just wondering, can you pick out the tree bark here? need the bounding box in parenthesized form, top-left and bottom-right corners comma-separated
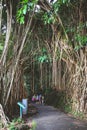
(0, 0, 2, 35)
(5, 11, 34, 106)
(0, 0, 12, 65)
(40, 62, 43, 89)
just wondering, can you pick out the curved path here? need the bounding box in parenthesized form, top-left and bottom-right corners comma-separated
(29, 104, 87, 130)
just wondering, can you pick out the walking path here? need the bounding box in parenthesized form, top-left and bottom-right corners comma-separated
(29, 104, 87, 130)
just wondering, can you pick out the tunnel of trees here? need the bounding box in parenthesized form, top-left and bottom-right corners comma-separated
(0, 0, 87, 119)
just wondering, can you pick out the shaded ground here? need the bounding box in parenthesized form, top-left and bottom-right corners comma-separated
(28, 104, 87, 130)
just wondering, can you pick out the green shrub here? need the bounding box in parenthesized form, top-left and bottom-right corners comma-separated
(72, 111, 84, 119)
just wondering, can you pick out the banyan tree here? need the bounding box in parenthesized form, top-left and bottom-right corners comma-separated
(0, 0, 87, 118)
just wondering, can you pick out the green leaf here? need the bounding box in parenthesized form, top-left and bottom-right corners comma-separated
(20, 16, 24, 24)
(0, 45, 3, 51)
(23, 5, 27, 14)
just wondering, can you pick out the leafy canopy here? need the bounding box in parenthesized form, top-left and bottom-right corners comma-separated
(17, 0, 38, 24)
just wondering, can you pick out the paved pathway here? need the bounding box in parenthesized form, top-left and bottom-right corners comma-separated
(29, 104, 87, 130)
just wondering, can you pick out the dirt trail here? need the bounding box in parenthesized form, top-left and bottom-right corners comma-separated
(29, 104, 87, 130)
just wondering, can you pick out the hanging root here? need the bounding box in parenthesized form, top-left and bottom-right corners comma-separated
(0, 104, 9, 128)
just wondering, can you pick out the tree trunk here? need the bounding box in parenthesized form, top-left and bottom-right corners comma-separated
(32, 58, 35, 93)
(5, 12, 34, 106)
(0, 0, 2, 35)
(0, 0, 12, 106)
(0, 0, 12, 65)
(52, 55, 58, 89)
(40, 62, 43, 89)
(58, 60, 61, 90)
